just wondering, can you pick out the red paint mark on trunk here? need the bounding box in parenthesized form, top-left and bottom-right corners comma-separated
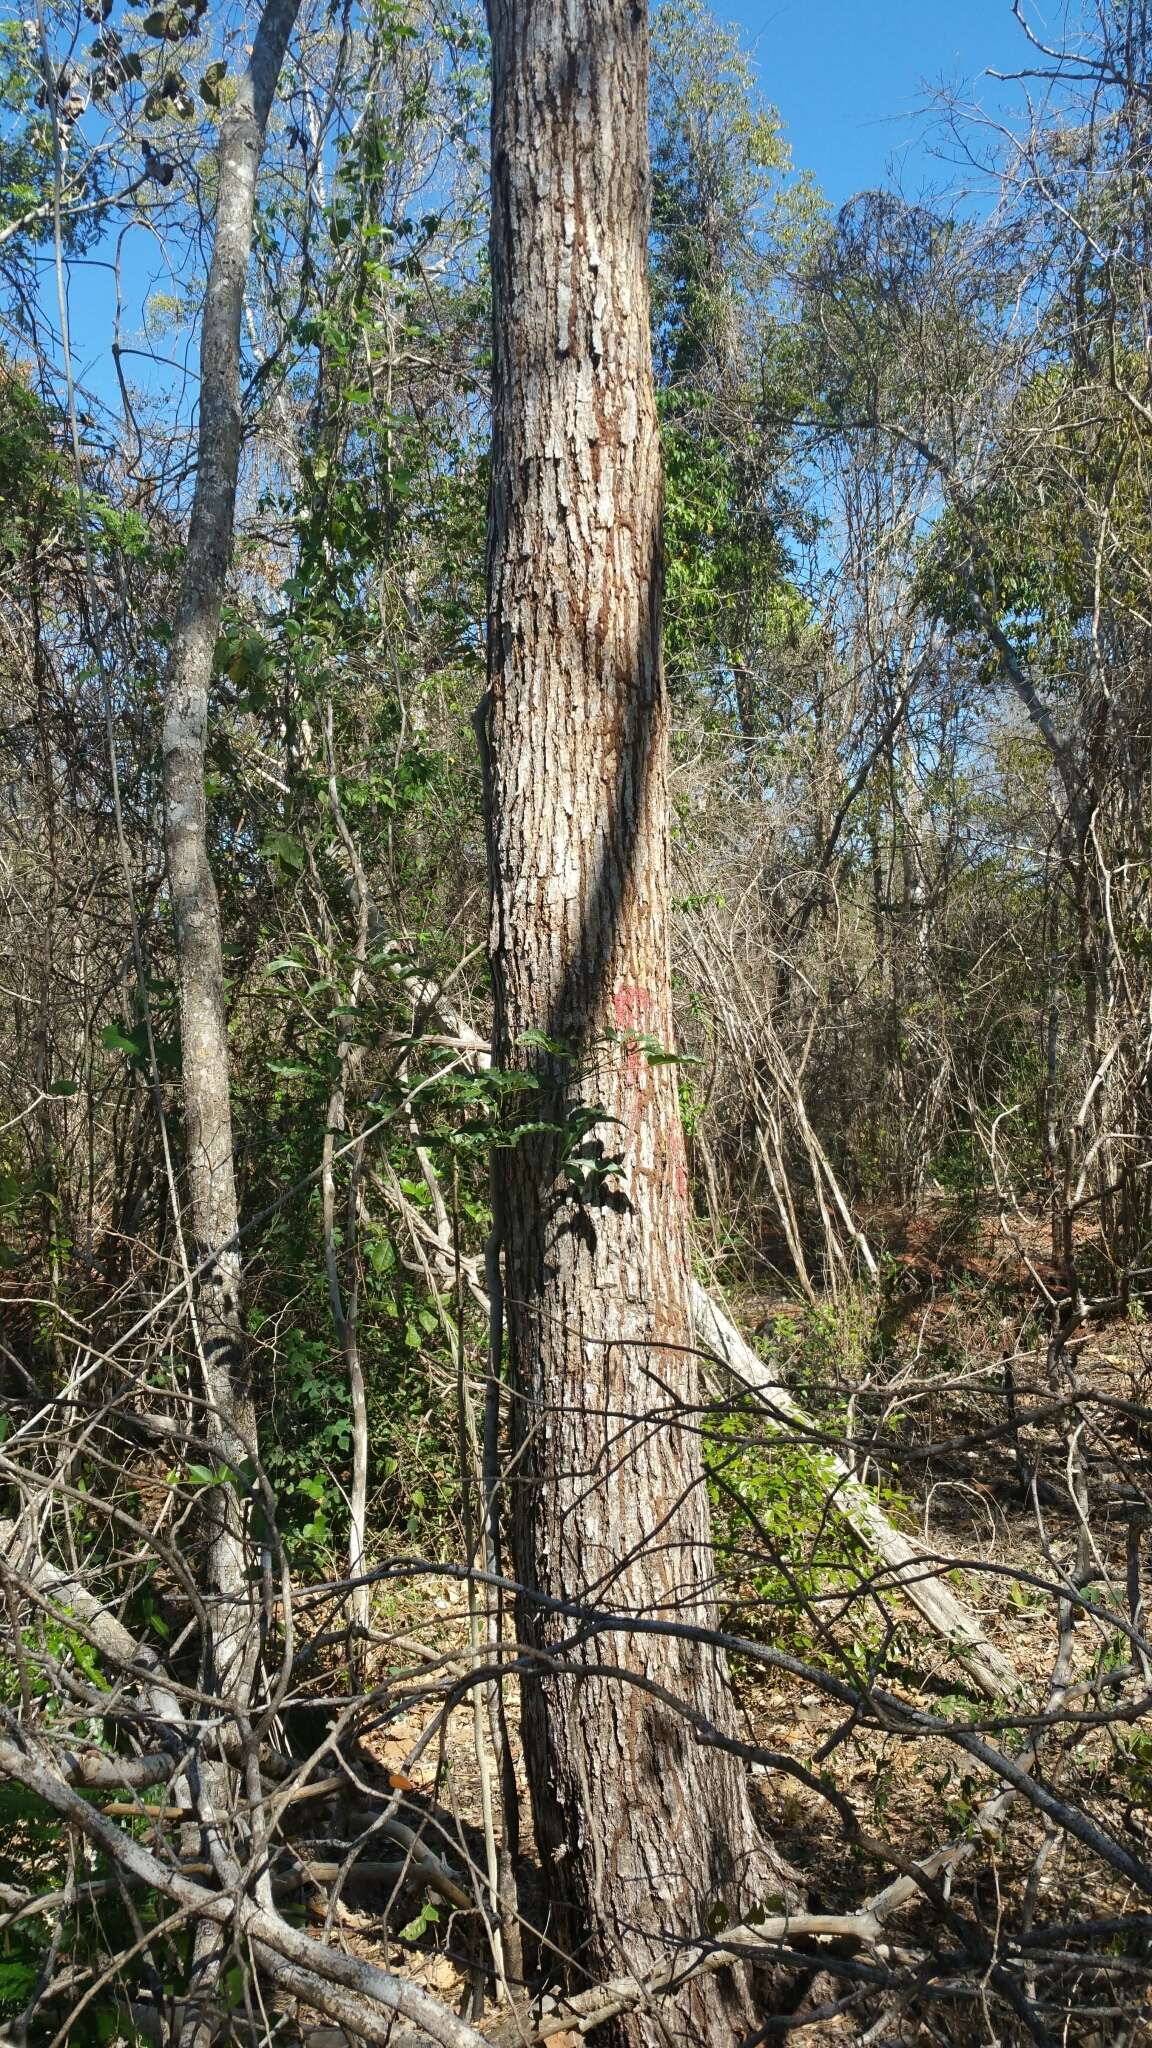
(614, 983, 653, 1121)
(613, 981, 652, 1031)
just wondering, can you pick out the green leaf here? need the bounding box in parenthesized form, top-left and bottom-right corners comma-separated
(494, 1119, 561, 1148)
(46, 1078, 79, 1096)
(143, 6, 189, 37)
(0, 1956, 39, 2001)
(399, 1898, 440, 1941)
(101, 1024, 144, 1057)
(260, 832, 306, 873)
(198, 58, 226, 105)
(518, 1027, 570, 1055)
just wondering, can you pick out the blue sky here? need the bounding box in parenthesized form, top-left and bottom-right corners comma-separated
(722, 0, 1032, 206)
(60, 0, 1038, 416)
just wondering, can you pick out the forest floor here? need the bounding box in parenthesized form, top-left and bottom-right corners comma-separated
(285, 1200, 1152, 2044)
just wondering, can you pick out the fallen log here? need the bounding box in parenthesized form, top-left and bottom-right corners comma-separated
(690, 1285, 1019, 1700)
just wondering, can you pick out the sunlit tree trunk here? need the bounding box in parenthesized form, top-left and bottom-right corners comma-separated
(162, 0, 300, 1697)
(481, 5, 791, 2037)
(161, 7, 300, 2036)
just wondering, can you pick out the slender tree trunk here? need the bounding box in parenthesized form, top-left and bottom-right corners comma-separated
(161, 13, 300, 2037)
(162, 0, 301, 1703)
(162, 16, 301, 2035)
(321, 704, 372, 1655)
(481, 7, 791, 2038)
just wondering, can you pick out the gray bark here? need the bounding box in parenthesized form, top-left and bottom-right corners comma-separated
(161, 0, 301, 1699)
(159, 8, 301, 2035)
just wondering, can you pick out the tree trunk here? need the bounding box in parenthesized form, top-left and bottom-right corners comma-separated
(161, 14, 299, 2035)
(161, 0, 301, 1702)
(481, 6, 792, 2037)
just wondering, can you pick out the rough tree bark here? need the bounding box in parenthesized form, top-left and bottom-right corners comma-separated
(161, 0, 300, 1698)
(481, 6, 793, 2038)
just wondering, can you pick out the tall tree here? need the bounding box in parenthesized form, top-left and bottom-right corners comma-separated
(162, 0, 301, 1699)
(159, 6, 302, 2037)
(481, 4, 791, 2036)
